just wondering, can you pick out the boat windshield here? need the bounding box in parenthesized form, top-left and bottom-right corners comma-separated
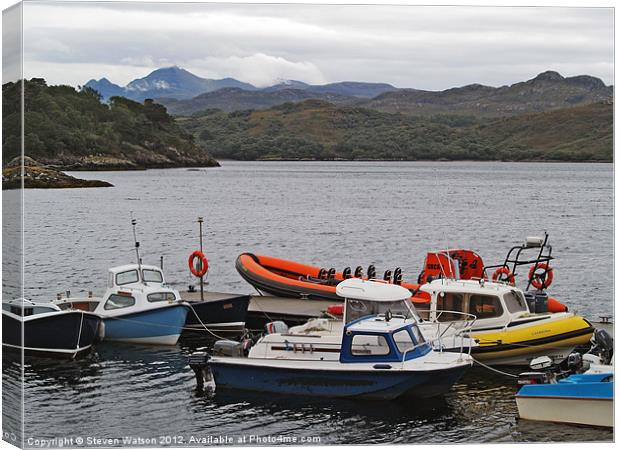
(143, 269, 163, 283)
(345, 298, 418, 323)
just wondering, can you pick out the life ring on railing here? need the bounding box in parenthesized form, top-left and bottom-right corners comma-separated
(529, 263, 553, 290)
(188, 250, 209, 277)
(491, 267, 515, 285)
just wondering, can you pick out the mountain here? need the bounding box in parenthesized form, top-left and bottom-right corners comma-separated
(359, 71, 613, 117)
(84, 66, 255, 101)
(2, 78, 219, 169)
(177, 99, 612, 162)
(161, 87, 354, 115)
(263, 80, 397, 98)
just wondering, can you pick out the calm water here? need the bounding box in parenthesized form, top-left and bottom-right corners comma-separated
(3, 161, 614, 445)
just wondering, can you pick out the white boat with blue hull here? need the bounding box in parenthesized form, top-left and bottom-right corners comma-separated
(55, 264, 189, 345)
(204, 281, 473, 400)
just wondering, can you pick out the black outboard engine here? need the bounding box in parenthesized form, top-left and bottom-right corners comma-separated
(354, 266, 364, 278)
(367, 265, 376, 279)
(343, 267, 352, 279)
(394, 267, 402, 285)
(383, 270, 392, 282)
(188, 349, 212, 391)
(592, 329, 614, 363)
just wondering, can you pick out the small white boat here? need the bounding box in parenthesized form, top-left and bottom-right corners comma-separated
(515, 330, 614, 428)
(55, 264, 188, 345)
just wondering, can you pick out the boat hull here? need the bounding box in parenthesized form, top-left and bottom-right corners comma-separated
(184, 295, 249, 333)
(516, 374, 613, 427)
(2, 311, 101, 359)
(102, 304, 189, 345)
(469, 315, 594, 366)
(209, 360, 469, 400)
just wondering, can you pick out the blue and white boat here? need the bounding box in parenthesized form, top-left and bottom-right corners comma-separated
(206, 281, 473, 400)
(55, 264, 189, 345)
(516, 372, 613, 428)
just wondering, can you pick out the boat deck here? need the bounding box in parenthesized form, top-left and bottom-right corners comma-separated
(181, 290, 336, 330)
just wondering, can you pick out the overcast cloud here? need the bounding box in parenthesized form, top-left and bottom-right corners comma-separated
(7, 1, 615, 89)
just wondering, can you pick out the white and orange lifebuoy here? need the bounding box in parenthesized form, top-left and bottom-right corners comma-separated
(188, 250, 209, 277)
(529, 263, 553, 290)
(491, 267, 515, 285)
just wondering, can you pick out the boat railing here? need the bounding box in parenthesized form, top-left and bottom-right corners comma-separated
(414, 309, 477, 355)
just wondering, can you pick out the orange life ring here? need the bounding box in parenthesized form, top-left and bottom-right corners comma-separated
(188, 250, 209, 277)
(529, 263, 553, 289)
(491, 267, 515, 285)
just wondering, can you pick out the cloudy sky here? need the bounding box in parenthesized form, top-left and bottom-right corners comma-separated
(6, 1, 615, 90)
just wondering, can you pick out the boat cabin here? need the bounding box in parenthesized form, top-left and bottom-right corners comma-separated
(339, 316, 431, 363)
(418, 279, 531, 325)
(54, 264, 182, 316)
(336, 278, 421, 324)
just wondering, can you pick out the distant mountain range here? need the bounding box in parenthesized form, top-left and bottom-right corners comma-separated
(84, 66, 397, 103)
(84, 67, 613, 119)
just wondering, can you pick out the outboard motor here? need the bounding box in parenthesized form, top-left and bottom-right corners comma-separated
(394, 267, 402, 285)
(342, 267, 352, 279)
(212, 340, 244, 357)
(383, 270, 392, 282)
(367, 265, 376, 279)
(566, 352, 583, 372)
(354, 266, 364, 278)
(188, 349, 212, 391)
(591, 328, 614, 364)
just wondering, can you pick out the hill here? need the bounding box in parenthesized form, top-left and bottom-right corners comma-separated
(178, 99, 612, 162)
(84, 66, 255, 101)
(161, 87, 353, 115)
(2, 78, 219, 169)
(359, 71, 613, 117)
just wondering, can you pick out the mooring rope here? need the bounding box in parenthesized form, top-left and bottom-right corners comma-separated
(471, 356, 519, 378)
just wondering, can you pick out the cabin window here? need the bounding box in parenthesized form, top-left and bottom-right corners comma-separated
(350, 334, 391, 356)
(143, 269, 163, 283)
(436, 292, 464, 321)
(104, 294, 136, 310)
(147, 292, 176, 303)
(116, 270, 139, 286)
(468, 294, 503, 319)
(345, 299, 417, 323)
(393, 329, 415, 354)
(504, 291, 528, 313)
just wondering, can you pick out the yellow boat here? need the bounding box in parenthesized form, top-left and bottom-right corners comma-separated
(418, 279, 594, 366)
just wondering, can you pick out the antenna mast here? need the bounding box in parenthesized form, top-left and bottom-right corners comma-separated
(131, 215, 145, 284)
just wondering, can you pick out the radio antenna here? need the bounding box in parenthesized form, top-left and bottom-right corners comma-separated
(131, 213, 145, 284)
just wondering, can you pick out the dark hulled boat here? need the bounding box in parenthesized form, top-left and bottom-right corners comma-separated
(2, 299, 101, 359)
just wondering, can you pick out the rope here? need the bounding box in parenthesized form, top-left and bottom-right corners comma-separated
(471, 356, 519, 378)
(184, 302, 230, 341)
(105, 303, 237, 340)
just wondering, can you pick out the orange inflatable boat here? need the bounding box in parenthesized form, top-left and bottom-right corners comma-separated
(236, 244, 568, 313)
(235, 253, 421, 301)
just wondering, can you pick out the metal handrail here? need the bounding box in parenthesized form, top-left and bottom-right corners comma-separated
(414, 309, 477, 356)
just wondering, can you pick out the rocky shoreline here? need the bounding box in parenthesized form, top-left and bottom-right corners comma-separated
(2, 157, 114, 190)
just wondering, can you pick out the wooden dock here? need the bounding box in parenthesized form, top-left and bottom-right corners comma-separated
(181, 289, 336, 330)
